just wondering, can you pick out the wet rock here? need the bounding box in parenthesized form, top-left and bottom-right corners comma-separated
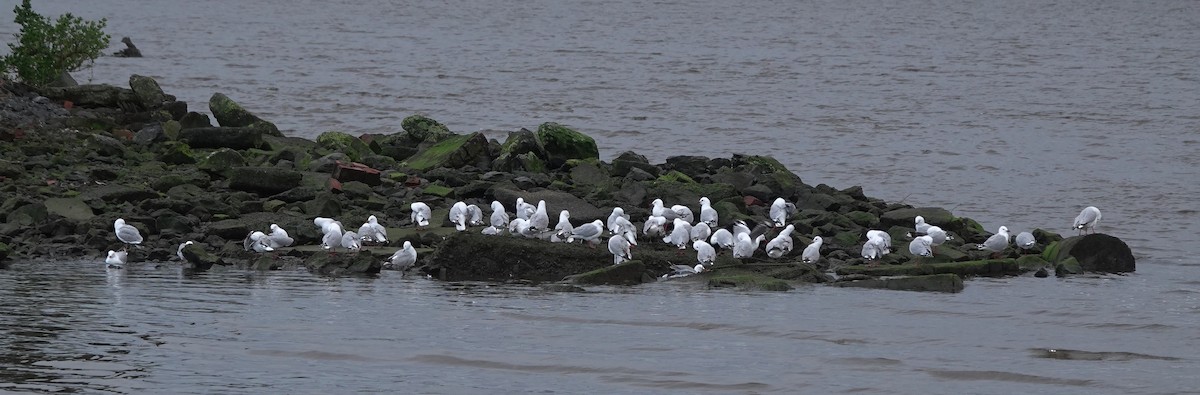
(491, 188, 607, 223)
(179, 112, 212, 129)
(181, 242, 224, 272)
(541, 284, 587, 293)
(401, 114, 452, 142)
(316, 131, 374, 162)
(43, 197, 94, 222)
(332, 162, 382, 186)
(304, 250, 382, 276)
(179, 127, 263, 150)
(565, 261, 650, 285)
(833, 273, 964, 293)
(197, 148, 247, 176)
(420, 184, 454, 198)
(1042, 234, 1135, 273)
(1034, 267, 1049, 278)
(207, 219, 249, 239)
(134, 123, 165, 144)
(1016, 254, 1051, 271)
(610, 151, 658, 177)
(835, 259, 1020, 278)
(228, 167, 302, 195)
(42, 84, 137, 108)
(208, 93, 281, 136)
(82, 184, 158, 204)
(157, 141, 196, 165)
(150, 170, 210, 192)
(492, 128, 548, 172)
(665, 156, 710, 179)
(423, 232, 613, 281)
(270, 186, 321, 203)
(710, 171, 755, 192)
(403, 132, 490, 171)
(128, 75, 170, 109)
(706, 269, 793, 291)
(536, 122, 598, 168)
(879, 207, 955, 229)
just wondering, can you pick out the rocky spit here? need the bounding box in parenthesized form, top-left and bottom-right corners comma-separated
(0, 75, 1135, 292)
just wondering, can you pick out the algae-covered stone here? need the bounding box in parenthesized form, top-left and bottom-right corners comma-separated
(208, 93, 281, 136)
(611, 151, 659, 177)
(129, 74, 169, 108)
(1043, 234, 1135, 273)
(157, 141, 196, 165)
(179, 127, 263, 149)
(423, 232, 613, 281)
(228, 167, 302, 194)
(664, 156, 709, 179)
(536, 122, 598, 168)
(844, 211, 879, 228)
(403, 132, 490, 171)
(304, 251, 382, 276)
(421, 184, 454, 198)
(401, 114, 452, 142)
(835, 259, 1020, 278)
(565, 261, 650, 285)
(707, 270, 793, 291)
(657, 170, 695, 184)
(316, 131, 374, 162)
(492, 128, 548, 172)
(833, 273, 964, 293)
(44, 197, 94, 222)
(198, 148, 247, 177)
(1016, 254, 1051, 271)
(0, 242, 9, 262)
(181, 242, 224, 272)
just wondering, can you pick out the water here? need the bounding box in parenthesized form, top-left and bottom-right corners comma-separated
(2, 0, 1199, 393)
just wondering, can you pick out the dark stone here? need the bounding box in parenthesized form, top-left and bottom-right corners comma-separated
(208, 93, 281, 136)
(305, 193, 343, 217)
(228, 167, 302, 194)
(207, 219, 249, 239)
(611, 151, 658, 177)
(270, 186, 321, 203)
(332, 162, 382, 186)
(625, 167, 656, 182)
(163, 101, 188, 121)
(879, 207, 955, 229)
(304, 251, 382, 276)
(82, 184, 158, 204)
(569, 161, 609, 186)
(179, 127, 263, 149)
(157, 141, 196, 165)
(128, 75, 169, 109)
(404, 132, 491, 171)
(536, 122, 598, 168)
(134, 123, 165, 144)
(316, 131, 375, 162)
(401, 114, 452, 142)
(710, 171, 756, 192)
(1045, 234, 1135, 273)
(179, 112, 212, 129)
(42, 84, 137, 108)
(182, 242, 224, 271)
(664, 155, 710, 179)
(492, 128, 548, 172)
(832, 273, 964, 293)
(86, 134, 126, 157)
(197, 148, 247, 176)
(565, 261, 650, 285)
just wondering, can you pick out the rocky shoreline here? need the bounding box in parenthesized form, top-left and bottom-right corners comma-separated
(0, 75, 1135, 292)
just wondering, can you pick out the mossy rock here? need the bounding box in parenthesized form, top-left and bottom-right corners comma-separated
(403, 132, 490, 171)
(566, 261, 650, 285)
(0, 242, 10, 262)
(129, 74, 169, 108)
(880, 207, 956, 229)
(181, 243, 224, 272)
(421, 183, 454, 198)
(316, 131, 374, 162)
(835, 259, 1020, 278)
(197, 148, 247, 177)
(208, 93, 281, 136)
(536, 122, 598, 168)
(1016, 254, 1051, 271)
(157, 141, 196, 165)
(657, 170, 695, 184)
(707, 269, 793, 291)
(303, 250, 382, 276)
(833, 273, 964, 293)
(736, 154, 792, 174)
(515, 152, 546, 173)
(401, 114, 453, 142)
(228, 167, 303, 195)
(179, 127, 263, 150)
(44, 197, 94, 222)
(492, 128, 547, 171)
(162, 120, 182, 140)
(1042, 234, 1135, 273)
(844, 211, 879, 228)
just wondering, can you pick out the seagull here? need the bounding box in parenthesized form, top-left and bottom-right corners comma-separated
(314, 217, 342, 233)
(113, 218, 143, 250)
(709, 228, 735, 250)
(384, 241, 417, 274)
(1015, 231, 1036, 251)
(105, 250, 127, 269)
(733, 232, 764, 259)
(732, 220, 751, 239)
(765, 224, 795, 258)
(663, 218, 692, 250)
(358, 215, 388, 244)
(570, 220, 605, 246)
(650, 198, 678, 220)
(699, 197, 718, 228)
(515, 197, 536, 221)
(341, 231, 362, 251)
(465, 204, 485, 226)
(671, 204, 695, 224)
(977, 226, 1011, 257)
(914, 215, 932, 234)
(694, 239, 716, 266)
(1073, 206, 1102, 235)
(642, 216, 668, 239)
(926, 226, 952, 246)
(266, 224, 294, 248)
(176, 240, 194, 261)
(552, 210, 574, 243)
(608, 235, 632, 265)
(662, 263, 705, 279)
(690, 222, 711, 243)
(243, 231, 274, 252)
(909, 235, 934, 261)
(481, 226, 502, 235)
(769, 198, 795, 227)
(410, 202, 431, 228)
(607, 207, 630, 233)
(490, 201, 510, 229)
(449, 201, 469, 231)
(801, 236, 823, 264)
(862, 240, 884, 262)
(528, 200, 550, 232)
(508, 218, 534, 238)
(321, 228, 343, 251)
(613, 216, 638, 246)
(866, 230, 891, 254)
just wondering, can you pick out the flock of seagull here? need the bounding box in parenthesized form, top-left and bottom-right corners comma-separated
(103, 194, 1104, 278)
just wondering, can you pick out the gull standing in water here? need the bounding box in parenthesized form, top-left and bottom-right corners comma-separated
(385, 241, 418, 274)
(105, 250, 127, 269)
(410, 202, 432, 229)
(801, 236, 823, 264)
(113, 218, 143, 250)
(608, 235, 632, 265)
(1073, 206, 1102, 235)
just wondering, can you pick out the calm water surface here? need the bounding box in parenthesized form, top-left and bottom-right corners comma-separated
(1, 0, 1198, 393)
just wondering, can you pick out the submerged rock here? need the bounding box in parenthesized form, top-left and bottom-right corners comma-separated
(564, 261, 650, 285)
(833, 273, 964, 293)
(304, 250, 382, 276)
(1042, 234, 1135, 273)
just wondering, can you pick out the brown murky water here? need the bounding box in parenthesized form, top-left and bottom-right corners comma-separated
(2, 0, 1198, 393)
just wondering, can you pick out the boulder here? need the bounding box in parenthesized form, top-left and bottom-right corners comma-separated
(536, 122, 598, 168)
(134, 123, 166, 144)
(833, 273, 964, 293)
(492, 128, 548, 172)
(208, 93, 281, 136)
(401, 114, 453, 142)
(664, 156, 710, 179)
(181, 242, 224, 272)
(835, 259, 1020, 278)
(1042, 234, 1135, 273)
(179, 127, 263, 149)
(206, 219, 250, 239)
(197, 148, 246, 176)
(128, 75, 170, 109)
(564, 261, 651, 285)
(41, 84, 137, 108)
(157, 141, 196, 165)
(0, 242, 9, 262)
(403, 132, 490, 171)
(304, 251, 382, 276)
(568, 161, 609, 186)
(7, 203, 47, 226)
(44, 197, 94, 222)
(610, 151, 659, 177)
(82, 184, 158, 204)
(706, 269, 793, 291)
(316, 131, 374, 162)
(423, 232, 614, 281)
(228, 167, 303, 194)
(179, 112, 212, 129)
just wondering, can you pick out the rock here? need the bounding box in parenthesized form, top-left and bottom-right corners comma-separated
(879, 207, 955, 229)
(1034, 268, 1049, 278)
(197, 148, 247, 176)
(305, 193, 343, 217)
(270, 186, 321, 203)
(706, 269, 793, 291)
(611, 151, 659, 178)
(128, 75, 169, 109)
(179, 127, 263, 149)
(0, 242, 9, 262)
(332, 162, 381, 186)
(1042, 234, 1135, 273)
(710, 171, 755, 192)
(541, 284, 587, 293)
(42, 84, 137, 108)
(304, 251, 382, 276)
(401, 114, 453, 142)
(228, 167, 303, 194)
(403, 132, 490, 171)
(150, 170, 211, 191)
(163, 101, 188, 121)
(82, 184, 158, 204)
(665, 156, 710, 179)
(423, 232, 615, 281)
(1016, 254, 1052, 271)
(565, 261, 651, 285)
(835, 259, 1020, 278)
(833, 273, 964, 293)
(536, 122, 598, 168)
(43, 197, 94, 222)
(208, 93, 281, 136)
(134, 123, 165, 144)
(844, 211, 879, 228)
(157, 141, 196, 165)
(7, 203, 48, 226)
(568, 161, 609, 186)
(179, 112, 212, 129)
(316, 131, 374, 162)
(340, 181, 373, 199)
(86, 133, 126, 157)
(491, 188, 607, 223)
(206, 219, 249, 239)
(181, 242, 224, 272)
(492, 128, 548, 172)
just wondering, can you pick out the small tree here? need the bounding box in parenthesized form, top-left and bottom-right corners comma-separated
(0, 0, 110, 86)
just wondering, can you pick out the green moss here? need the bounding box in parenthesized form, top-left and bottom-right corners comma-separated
(707, 269, 793, 291)
(536, 122, 599, 164)
(1016, 254, 1051, 271)
(422, 183, 454, 198)
(1041, 241, 1060, 262)
(657, 170, 695, 183)
(401, 114, 452, 142)
(569, 261, 647, 285)
(317, 130, 374, 162)
(832, 231, 860, 248)
(0, 242, 11, 261)
(402, 133, 490, 171)
(844, 211, 879, 227)
(516, 152, 545, 173)
(742, 155, 791, 174)
(835, 259, 1020, 278)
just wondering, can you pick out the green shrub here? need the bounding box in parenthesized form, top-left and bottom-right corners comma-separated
(0, 0, 110, 86)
